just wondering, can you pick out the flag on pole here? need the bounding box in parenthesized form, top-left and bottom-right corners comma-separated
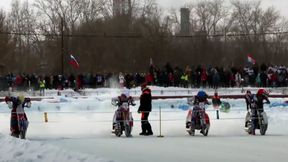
(150, 57, 153, 66)
(247, 54, 256, 65)
(69, 54, 79, 69)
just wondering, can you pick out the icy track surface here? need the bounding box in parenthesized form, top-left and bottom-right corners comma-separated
(0, 87, 288, 162)
(0, 134, 110, 162)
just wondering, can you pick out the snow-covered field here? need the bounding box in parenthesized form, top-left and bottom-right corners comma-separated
(1, 87, 288, 162)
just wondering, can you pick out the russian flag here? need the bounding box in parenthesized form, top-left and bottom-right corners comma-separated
(69, 54, 79, 69)
(247, 54, 256, 65)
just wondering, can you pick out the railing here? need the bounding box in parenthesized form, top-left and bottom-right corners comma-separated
(0, 106, 248, 136)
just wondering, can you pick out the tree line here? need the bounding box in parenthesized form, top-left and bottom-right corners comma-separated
(0, 0, 287, 75)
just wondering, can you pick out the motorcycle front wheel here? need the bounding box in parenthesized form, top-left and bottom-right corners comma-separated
(124, 123, 132, 137)
(201, 124, 210, 136)
(260, 124, 268, 135)
(189, 124, 195, 136)
(114, 123, 122, 137)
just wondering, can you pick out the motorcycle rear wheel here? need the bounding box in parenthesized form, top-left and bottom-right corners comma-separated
(202, 124, 210, 136)
(114, 123, 122, 137)
(189, 125, 195, 136)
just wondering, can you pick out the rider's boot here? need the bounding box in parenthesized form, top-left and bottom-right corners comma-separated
(145, 131, 153, 136)
(140, 122, 147, 135)
(250, 129, 256, 135)
(11, 132, 19, 138)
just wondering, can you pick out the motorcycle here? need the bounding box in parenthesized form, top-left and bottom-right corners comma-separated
(186, 102, 210, 136)
(111, 98, 134, 137)
(245, 108, 268, 135)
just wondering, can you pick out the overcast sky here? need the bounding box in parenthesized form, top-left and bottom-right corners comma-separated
(0, 0, 288, 18)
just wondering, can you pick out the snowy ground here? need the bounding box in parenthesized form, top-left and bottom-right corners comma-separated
(0, 87, 288, 162)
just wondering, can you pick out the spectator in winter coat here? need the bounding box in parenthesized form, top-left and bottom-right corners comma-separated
(260, 72, 268, 87)
(39, 78, 46, 96)
(168, 72, 174, 87)
(181, 73, 189, 88)
(201, 67, 208, 87)
(138, 83, 153, 136)
(119, 72, 125, 88)
(235, 72, 242, 87)
(145, 72, 154, 85)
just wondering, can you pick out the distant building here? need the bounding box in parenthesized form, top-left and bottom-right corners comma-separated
(113, 0, 130, 16)
(180, 8, 190, 35)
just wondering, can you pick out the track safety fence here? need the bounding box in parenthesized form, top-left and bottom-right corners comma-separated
(0, 104, 251, 137)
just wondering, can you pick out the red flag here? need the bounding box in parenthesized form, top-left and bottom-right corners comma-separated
(247, 54, 256, 65)
(69, 54, 79, 68)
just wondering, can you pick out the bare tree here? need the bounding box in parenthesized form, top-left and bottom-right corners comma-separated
(230, 0, 281, 63)
(7, 0, 40, 72)
(189, 0, 228, 35)
(0, 0, 288, 74)
(0, 10, 12, 73)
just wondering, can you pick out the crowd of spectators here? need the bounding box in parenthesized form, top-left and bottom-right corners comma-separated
(0, 63, 287, 91)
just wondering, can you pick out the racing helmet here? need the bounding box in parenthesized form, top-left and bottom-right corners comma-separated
(141, 82, 147, 90)
(246, 90, 252, 96)
(18, 94, 25, 103)
(197, 90, 207, 98)
(257, 88, 269, 97)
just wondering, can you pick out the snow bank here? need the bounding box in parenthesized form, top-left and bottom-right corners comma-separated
(0, 134, 112, 162)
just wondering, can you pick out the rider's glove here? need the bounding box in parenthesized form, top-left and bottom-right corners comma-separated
(4, 96, 9, 103)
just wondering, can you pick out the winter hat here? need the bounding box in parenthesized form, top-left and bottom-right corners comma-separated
(141, 82, 147, 90)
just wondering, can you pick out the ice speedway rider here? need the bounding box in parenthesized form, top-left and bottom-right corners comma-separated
(193, 90, 209, 123)
(4, 94, 31, 139)
(186, 90, 210, 136)
(111, 89, 136, 137)
(245, 88, 270, 135)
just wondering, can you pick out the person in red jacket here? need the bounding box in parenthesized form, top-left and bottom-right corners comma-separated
(212, 92, 222, 119)
(138, 83, 153, 136)
(145, 73, 154, 85)
(212, 92, 221, 108)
